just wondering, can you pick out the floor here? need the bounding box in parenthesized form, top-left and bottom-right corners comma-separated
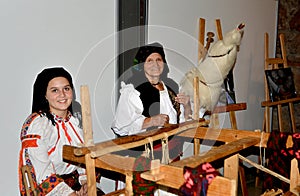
(238, 166, 264, 196)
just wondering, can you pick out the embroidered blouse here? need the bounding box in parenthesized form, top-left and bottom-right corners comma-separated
(19, 112, 85, 195)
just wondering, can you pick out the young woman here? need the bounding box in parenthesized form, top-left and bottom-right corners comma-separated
(18, 67, 103, 196)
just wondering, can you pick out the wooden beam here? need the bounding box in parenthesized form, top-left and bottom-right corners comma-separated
(80, 85, 96, 196)
(72, 120, 207, 158)
(193, 77, 200, 155)
(80, 85, 95, 147)
(224, 154, 239, 195)
(148, 138, 259, 191)
(170, 137, 260, 168)
(215, 19, 223, 40)
(177, 126, 269, 148)
(261, 96, 300, 107)
(213, 102, 247, 113)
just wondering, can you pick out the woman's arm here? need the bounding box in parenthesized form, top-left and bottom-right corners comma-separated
(176, 93, 192, 121)
(111, 82, 146, 136)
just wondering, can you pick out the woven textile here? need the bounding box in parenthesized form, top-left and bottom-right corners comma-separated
(263, 131, 300, 192)
(180, 162, 219, 196)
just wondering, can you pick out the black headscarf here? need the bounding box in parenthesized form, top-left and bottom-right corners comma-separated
(32, 67, 75, 125)
(132, 42, 169, 79)
(127, 42, 180, 123)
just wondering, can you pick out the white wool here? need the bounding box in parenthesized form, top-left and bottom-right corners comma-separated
(180, 24, 244, 114)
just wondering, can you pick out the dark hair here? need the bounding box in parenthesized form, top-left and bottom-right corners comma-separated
(32, 67, 75, 125)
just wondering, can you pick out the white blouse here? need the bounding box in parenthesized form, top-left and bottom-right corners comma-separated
(20, 113, 85, 195)
(112, 81, 184, 136)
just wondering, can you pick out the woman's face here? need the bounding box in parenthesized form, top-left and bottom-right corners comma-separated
(45, 77, 73, 118)
(144, 52, 164, 80)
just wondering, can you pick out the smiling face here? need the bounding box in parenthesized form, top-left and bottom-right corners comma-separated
(144, 52, 164, 82)
(45, 77, 73, 118)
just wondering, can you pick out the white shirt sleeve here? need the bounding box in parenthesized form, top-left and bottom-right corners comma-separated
(111, 82, 146, 136)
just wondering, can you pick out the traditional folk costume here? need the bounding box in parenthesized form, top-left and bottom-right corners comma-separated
(111, 43, 186, 195)
(18, 112, 87, 195)
(111, 42, 185, 161)
(18, 67, 103, 195)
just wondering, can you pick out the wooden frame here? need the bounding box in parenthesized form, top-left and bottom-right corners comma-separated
(262, 33, 300, 133)
(62, 85, 300, 195)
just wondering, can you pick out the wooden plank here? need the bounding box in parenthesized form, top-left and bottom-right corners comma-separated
(80, 85, 95, 147)
(279, 34, 288, 68)
(278, 104, 283, 131)
(199, 18, 205, 46)
(208, 176, 236, 196)
(229, 111, 238, 129)
(170, 137, 260, 168)
(215, 19, 223, 40)
(193, 77, 200, 120)
(177, 126, 269, 148)
(289, 102, 296, 132)
(261, 96, 300, 107)
(64, 137, 260, 187)
(213, 102, 247, 113)
(85, 154, 96, 196)
(198, 18, 206, 62)
(193, 77, 200, 155)
(63, 148, 136, 174)
(80, 85, 96, 196)
(265, 58, 285, 65)
(224, 154, 239, 196)
(290, 158, 299, 191)
(73, 120, 208, 158)
(150, 138, 257, 193)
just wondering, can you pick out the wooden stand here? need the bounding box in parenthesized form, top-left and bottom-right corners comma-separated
(262, 33, 300, 133)
(195, 18, 250, 195)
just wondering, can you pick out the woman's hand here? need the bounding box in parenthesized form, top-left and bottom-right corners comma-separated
(69, 181, 88, 196)
(175, 93, 190, 106)
(142, 114, 169, 129)
(176, 93, 192, 121)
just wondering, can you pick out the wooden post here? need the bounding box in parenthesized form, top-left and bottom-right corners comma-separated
(215, 19, 223, 40)
(193, 77, 200, 155)
(289, 102, 296, 132)
(125, 172, 133, 195)
(290, 158, 299, 192)
(198, 18, 206, 61)
(80, 85, 97, 196)
(229, 111, 237, 130)
(224, 154, 239, 196)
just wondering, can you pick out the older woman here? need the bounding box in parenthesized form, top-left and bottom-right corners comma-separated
(112, 42, 192, 161)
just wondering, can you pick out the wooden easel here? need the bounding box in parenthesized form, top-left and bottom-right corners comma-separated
(196, 18, 248, 196)
(197, 18, 247, 130)
(261, 32, 300, 133)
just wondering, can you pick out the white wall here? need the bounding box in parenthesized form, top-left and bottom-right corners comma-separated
(0, 0, 116, 194)
(0, 0, 277, 195)
(148, 0, 278, 130)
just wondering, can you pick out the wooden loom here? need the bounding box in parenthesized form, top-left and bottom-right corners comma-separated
(62, 85, 293, 196)
(61, 21, 300, 195)
(60, 20, 300, 196)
